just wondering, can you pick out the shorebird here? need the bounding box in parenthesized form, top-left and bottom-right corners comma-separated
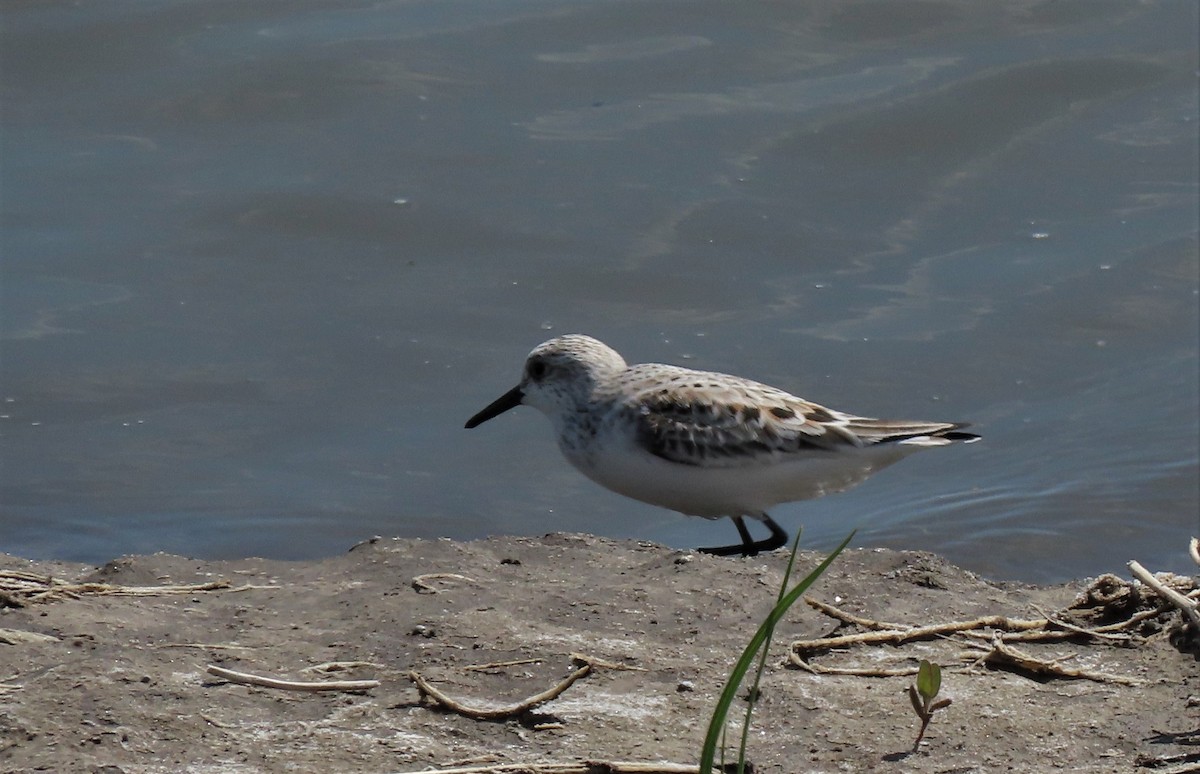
(465, 334, 979, 556)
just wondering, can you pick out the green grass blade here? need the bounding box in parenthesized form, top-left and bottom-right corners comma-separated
(734, 530, 805, 772)
(699, 530, 856, 773)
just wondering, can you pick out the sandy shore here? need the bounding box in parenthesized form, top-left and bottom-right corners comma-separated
(1, 534, 1195, 773)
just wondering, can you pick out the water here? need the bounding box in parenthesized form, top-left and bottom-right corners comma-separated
(2, 0, 1197, 583)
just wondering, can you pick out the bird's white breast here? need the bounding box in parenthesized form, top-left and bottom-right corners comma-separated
(559, 416, 913, 518)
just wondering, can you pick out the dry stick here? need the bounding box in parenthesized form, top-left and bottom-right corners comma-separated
(1136, 749, 1200, 769)
(804, 596, 907, 630)
(439, 755, 504, 770)
(206, 664, 380, 692)
(392, 762, 701, 774)
(1128, 560, 1200, 630)
(569, 652, 648, 672)
(1088, 605, 1171, 633)
(805, 597, 1115, 644)
(804, 598, 1050, 637)
(802, 597, 1151, 647)
(463, 658, 545, 672)
(792, 597, 1156, 676)
(0, 572, 236, 603)
(957, 626, 1118, 645)
(790, 613, 1049, 657)
(199, 713, 232, 729)
(156, 643, 255, 651)
(0, 570, 55, 582)
(46, 580, 231, 596)
(409, 662, 593, 720)
(791, 608, 1025, 672)
(411, 573, 478, 593)
(1009, 602, 1174, 643)
(462, 653, 646, 675)
(0, 628, 60, 645)
(963, 633, 1142, 686)
(1028, 604, 1133, 643)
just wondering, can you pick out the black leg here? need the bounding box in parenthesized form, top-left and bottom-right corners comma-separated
(698, 513, 789, 557)
(734, 517, 754, 550)
(759, 513, 788, 552)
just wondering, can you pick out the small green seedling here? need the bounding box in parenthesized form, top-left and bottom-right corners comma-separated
(908, 659, 952, 751)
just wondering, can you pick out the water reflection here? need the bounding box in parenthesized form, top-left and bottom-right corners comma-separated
(1, 0, 1196, 582)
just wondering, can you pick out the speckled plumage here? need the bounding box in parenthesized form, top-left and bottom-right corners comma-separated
(466, 334, 979, 556)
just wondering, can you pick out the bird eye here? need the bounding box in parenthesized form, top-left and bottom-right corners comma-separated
(527, 358, 548, 381)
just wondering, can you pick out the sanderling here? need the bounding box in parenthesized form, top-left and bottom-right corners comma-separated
(466, 334, 979, 557)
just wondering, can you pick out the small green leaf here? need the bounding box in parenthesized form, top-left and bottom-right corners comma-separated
(916, 660, 941, 700)
(907, 683, 924, 717)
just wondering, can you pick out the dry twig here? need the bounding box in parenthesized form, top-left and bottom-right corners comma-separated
(569, 652, 647, 672)
(0, 628, 59, 645)
(463, 658, 545, 672)
(1128, 561, 1200, 631)
(412, 573, 479, 593)
(1028, 604, 1134, 643)
(155, 643, 254, 651)
(963, 633, 1142, 685)
(198, 713, 232, 729)
(791, 604, 1049, 662)
(206, 664, 380, 692)
(792, 594, 1149, 681)
(0, 570, 234, 604)
(393, 762, 701, 774)
(410, 660, 594, 720)
(1135, 748, 1200, 772)
(804, 597, 906, 630)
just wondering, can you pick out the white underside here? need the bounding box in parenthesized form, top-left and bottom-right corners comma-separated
(565, 435, 923, 519)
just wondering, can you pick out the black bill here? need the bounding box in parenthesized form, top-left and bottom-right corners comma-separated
(464, 385, 524, 428)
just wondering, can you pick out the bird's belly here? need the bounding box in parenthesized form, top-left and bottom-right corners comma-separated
(570, 443, 908, 518)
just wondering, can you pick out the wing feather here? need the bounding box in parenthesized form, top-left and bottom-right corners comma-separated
(622, 368, 974, 468)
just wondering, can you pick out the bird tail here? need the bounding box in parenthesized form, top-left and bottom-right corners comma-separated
(847, 420, 981, 447)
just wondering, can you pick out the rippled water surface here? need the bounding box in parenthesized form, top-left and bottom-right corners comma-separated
(2, 0, 1197, 582)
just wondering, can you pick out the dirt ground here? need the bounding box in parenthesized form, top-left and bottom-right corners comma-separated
(1, 534, 1196, 774)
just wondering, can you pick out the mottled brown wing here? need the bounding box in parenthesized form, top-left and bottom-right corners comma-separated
(633, 392, 865, 468)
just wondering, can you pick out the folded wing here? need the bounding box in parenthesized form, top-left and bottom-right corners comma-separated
(632, 382, 975, 468)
